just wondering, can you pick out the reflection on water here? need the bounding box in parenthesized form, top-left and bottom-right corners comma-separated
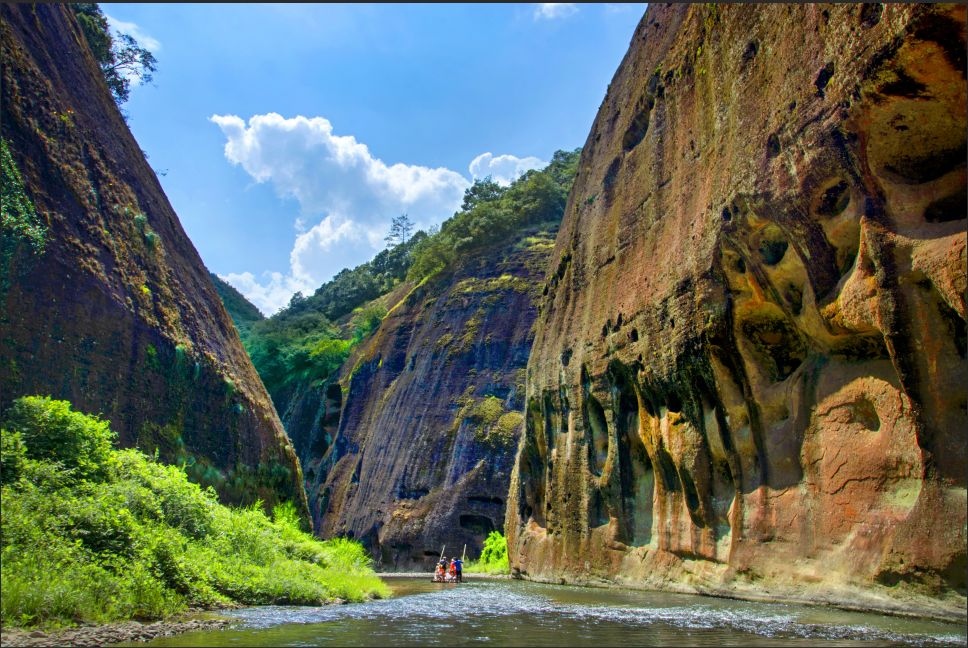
(134, 578, 967, 647)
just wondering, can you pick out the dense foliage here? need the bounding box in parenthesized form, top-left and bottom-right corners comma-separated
(237, 149, 581, 406)
(463, 531, 509, 574)
(0, 396, 388, 630)
(71, 3, 157, 107)
(1, 138, 46, 256)
(407, 149, 580, 281)
(210, 273, 264, 337)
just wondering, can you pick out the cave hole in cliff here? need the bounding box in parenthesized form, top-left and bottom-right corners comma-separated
(667, 393, 683, 413)
(883, 141, 966, 185)
(588, 488, 610, 528)
(757, 229, 788, 266)
(742, 40, 759, 67)
(937, 297, 968, 360)
(815, 180, 850, 217)
(602, 157, 622, 205)
(544, 392, 558, 452)
(519, 398, 548, 526)
(678, 469, 706, 529)
(621, 98, 652, 152)
(766, 133, 781, 158)
(585, 394, 609, 477)
(614, 373, 653, 546)
(654, 444, 681, 493)
(739, 312, 806, 382)
(459, 514, 496, 535)
(629, 328, 639, 342)
(859, 3, 882, 28)
(914, 12, 967, 76)
(814, 62, 834, 97)
(924, 186, 967, 223)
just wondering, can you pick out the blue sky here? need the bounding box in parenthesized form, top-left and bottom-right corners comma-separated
(109, 3, 646, 314)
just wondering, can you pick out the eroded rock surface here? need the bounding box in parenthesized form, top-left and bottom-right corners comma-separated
(311, 232, 553, 569)
(0, 5, 308, 517)
(507, 4, 966, 619)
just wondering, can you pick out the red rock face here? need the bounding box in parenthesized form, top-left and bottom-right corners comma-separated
(311, 232, 552, 569)
(0, 5, 308, 519)
(507, 4, 966, 619)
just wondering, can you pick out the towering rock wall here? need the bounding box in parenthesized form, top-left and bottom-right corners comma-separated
(0, 5, 308, 519)
(508, 4, 966, 619)
(311, 230, 554, 568)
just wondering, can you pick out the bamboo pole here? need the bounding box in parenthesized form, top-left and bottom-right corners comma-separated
(439, 545, 446, 562)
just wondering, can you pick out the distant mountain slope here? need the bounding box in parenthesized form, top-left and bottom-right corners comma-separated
(0, 4, 308, 521)
(210, 273, 263, 337)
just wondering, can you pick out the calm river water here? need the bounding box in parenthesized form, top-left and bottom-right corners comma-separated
(134, 578, 966, 647)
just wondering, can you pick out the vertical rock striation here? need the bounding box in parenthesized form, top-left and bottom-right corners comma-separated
(0, 5, 308, 519)
(507, 4, 966, 619)
(310, 231, 553, 569)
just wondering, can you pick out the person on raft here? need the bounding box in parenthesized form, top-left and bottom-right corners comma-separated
(433, 559, 448, 582)
(451, 556, 463, 583)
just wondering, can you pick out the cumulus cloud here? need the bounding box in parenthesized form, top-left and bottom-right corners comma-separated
(211, 112, 470, 313)
(469, 152, 547, 186)
(211, 112, 549, 313)
(534, 3, 578, 20)
(105, 15, 162, 52)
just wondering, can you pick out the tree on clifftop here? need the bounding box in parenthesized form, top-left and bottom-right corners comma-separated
(71, 3, 157, 107)
(384, 213, 415, 248)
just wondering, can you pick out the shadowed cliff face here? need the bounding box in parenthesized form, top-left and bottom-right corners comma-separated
(508, 4, 966, 619)
(305, 231, 553, 569)
(0, 5, 308, 520)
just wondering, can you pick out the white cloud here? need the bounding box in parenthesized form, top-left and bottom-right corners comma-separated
(211, 112, 471, 313)
(534, 3, 578, 20)
(105, 15, 162, 52)
(211, 112, 549, 313)
(220, 270, 313, 316)
(469, 152, 547, 186)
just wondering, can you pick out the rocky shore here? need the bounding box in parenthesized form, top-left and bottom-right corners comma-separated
(0, 615, 233, 647)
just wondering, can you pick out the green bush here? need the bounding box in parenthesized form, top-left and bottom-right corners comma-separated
(0, 397, 389, 630)
(2, 396, 115, 481)
(463, 530, 509, 574)
(1, 137, 46, 254)
(0, 428, 26, 485)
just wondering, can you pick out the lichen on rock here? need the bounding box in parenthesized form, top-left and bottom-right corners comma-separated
(507, 3, 967, 620)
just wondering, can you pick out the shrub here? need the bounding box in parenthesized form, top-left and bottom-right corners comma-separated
(0, 397, 388, 630)
(463, 531, 509, 574)
(0, 428, 26, 485)
(2, 396, 115, 481)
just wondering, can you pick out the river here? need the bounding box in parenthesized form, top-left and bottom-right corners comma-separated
(130, 578, 965, 647)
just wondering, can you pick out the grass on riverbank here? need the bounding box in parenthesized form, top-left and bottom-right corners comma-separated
(0, 396, 389, 630)
(463, 531, 509, 574)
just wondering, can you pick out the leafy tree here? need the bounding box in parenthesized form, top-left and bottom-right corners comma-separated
(461, 176, 506, 211)
(384, 213, 414, 248)
(71, 3, 157, 107)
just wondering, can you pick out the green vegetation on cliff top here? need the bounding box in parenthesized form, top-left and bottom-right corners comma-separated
(0, 396, 388, 630)
(210, 273, 264, 337)
(232, 149, 580, 407)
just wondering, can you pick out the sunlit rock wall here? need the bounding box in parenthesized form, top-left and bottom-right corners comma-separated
(311, 231, 554, 569)
(507, 3, 966, 620)
(0, 5, 308, 520)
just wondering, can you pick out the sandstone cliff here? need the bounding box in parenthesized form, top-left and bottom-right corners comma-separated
(0, 5, 308, 519)
(309, 230, 554, 568)
(507, 4, 966, 620)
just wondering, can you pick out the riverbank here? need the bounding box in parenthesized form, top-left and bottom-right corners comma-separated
(510, 571, 967, 625)
(377, 572, 511, 580)
(0, 614, 233, 647)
